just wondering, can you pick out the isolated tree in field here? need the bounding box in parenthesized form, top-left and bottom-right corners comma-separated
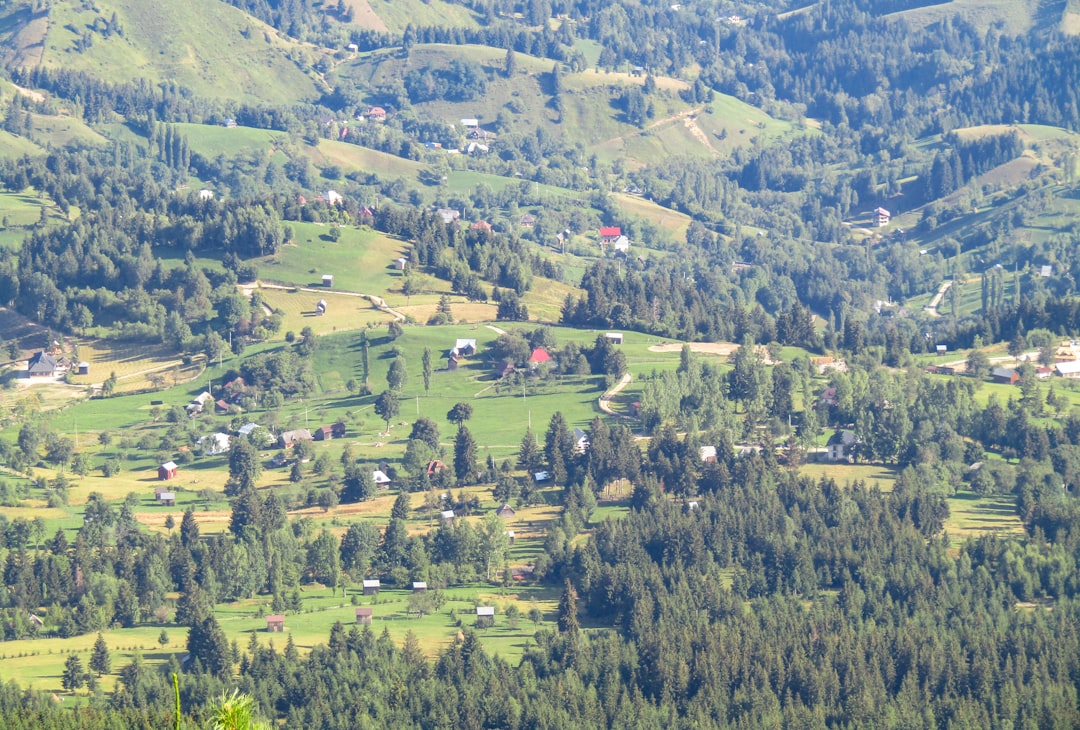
(409, 417, 441, 451)
(454, 425, 478, 483)
(180, 506, 200, 548)
(504, 47, 517, 77)
(387, 356, 408, 391)
(375, 390, 400, 433)
(422, 347, 433, 393)
(388, 320, 403, 341)
(518, 428, 542, 472)
(89, 633, 110, 676)
(360, 329, 370, 385)
(62, 653, 84, 692)
(447, 402, 473, 425)
(391, 491, 411, 520)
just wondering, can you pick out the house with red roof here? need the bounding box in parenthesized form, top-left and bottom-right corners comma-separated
(599, 227, 622, 245)
(528, 348, 552, 369)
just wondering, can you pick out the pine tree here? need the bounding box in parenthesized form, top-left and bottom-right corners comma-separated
(62, 653, 84, 692)
(557, 579, 580, 635)
(187, 615, 231, 677)
(391, 491, 410, 520)
(454, 425, 477, 484)
(89, 633, 110, 676)
(518, 429, 541, 472)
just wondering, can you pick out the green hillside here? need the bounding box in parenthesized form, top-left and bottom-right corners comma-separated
(1, 0, 322, 103)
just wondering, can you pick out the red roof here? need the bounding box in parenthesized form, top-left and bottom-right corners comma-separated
(528, 347, 552, 364)
(599, 227, 621, 238)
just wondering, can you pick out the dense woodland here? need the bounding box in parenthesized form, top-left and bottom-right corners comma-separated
(5, 0, 1080, 725)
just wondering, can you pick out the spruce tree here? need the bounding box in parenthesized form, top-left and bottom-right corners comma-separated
(89, 633, 110, 676)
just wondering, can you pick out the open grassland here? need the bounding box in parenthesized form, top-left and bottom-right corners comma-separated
(0, 128, 41, 159)
(890, 0, 1045, 35)
(27, 112, 107, 148)
(257, 286, 396, 336)
(363, 0, 482, 33)
(36, 0, 320, 103)
(259, 223, 410, 294)
(175, 123, 287, 159)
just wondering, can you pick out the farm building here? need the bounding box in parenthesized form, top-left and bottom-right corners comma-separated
(496, 504, 516, 520)
(452, 339, 477, 357)
(518, 213, 536, 227)
(322, 274, 333, 287)
(412, 582, 427, 593)
(426, 459, 447, 476)
(157, 492, 175, 507)
(266, 615, 285, 632)
(279, 429, 313, 448)
(991, 367, 1020, 385)
(440, 509, 456, 524)
(700, 446, 717, 462)
(158, 462, 178, 481)
(314, 425, 334, 441)
(495, 360, 515, 378)
(1056, 361, 1080, 378)
(315, 299, 327, 315)
(372, 470, 392, 487)
(326, 190, 343, 205)
(528, 348, 552, 368)
(76, 362, 90, 375)
(874, 207, 891, 227)
(26, 352, 57, 378)
(347, 42, 359, 52)
(397, 257, 408, 270)
(604, 332, 624, 345)
(362, 579, 381, 596)
(367, 106, 387, 121)
(475, 606, 495, 626)
(355, 607, 373, 625)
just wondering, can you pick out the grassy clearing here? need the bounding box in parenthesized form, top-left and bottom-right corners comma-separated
(176, 123, 287, 159)
(258, 223, 410, 294)
(0, 128, 42, 159)
(798, 462, 898, 491)
(945, 490, 1023, 541)
(258, 287, 396, 336)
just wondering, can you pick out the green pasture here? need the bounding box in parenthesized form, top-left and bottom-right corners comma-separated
(944, 490, 1023, 540)
(37, 0, 320, 103)
(259, 222, 411, 294)
(176, 123, 287, 159)
(0, 582, 558, 697)
(0, 128, 41, 159)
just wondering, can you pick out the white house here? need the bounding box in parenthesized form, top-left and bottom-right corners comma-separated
(326, 190, 343, 205)
(372, 470, 392, 487)
(199, 433, 231, 456)
(452, 339, 477, 357)
(826, 430, 857, 462)
(873, 207, 891, 227)
(573, 428, 590, 453)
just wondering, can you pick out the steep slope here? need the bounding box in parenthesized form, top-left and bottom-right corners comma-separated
(0, 0, 322, 103)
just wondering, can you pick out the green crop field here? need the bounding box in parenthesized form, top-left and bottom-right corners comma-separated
(176, 123, 287, 160)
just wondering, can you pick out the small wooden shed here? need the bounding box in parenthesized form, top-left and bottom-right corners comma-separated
(322, 274, 333, 287)
(356, 607, 373, 625)
(412, 581, 427, 593)
(266, 614, 285, 632)
(362, 579, 381, 596)
(158, 462, 178, 481)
